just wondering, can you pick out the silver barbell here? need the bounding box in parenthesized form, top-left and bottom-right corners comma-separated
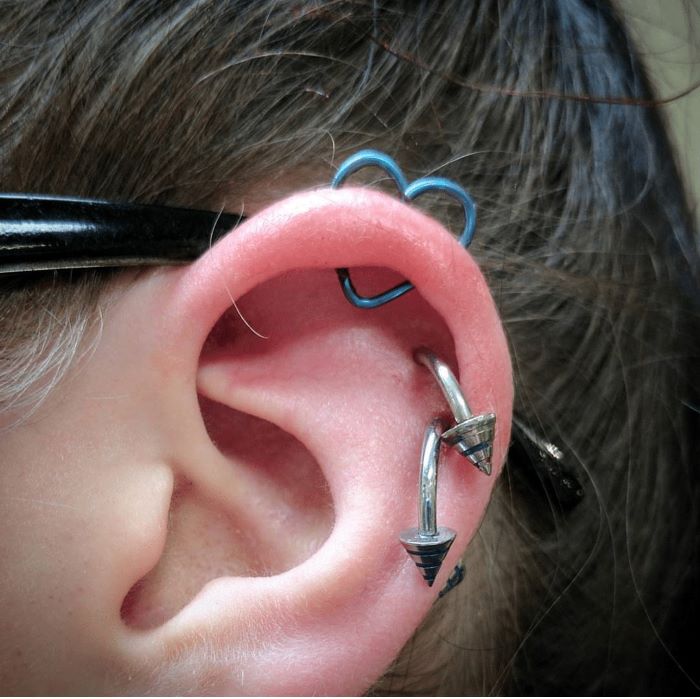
(414, 347, 496, 475)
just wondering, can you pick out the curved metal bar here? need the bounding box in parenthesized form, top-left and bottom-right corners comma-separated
(335, 268, 413, 309)
(404, 177, 476, 248)
(331, 149, 477, 310)
(331, 149, 409, 191)
(399, 415, 457, 587)
(414, 346, 496, 475)
(418, 418, 445, 536)
(414, 347, 472, 423)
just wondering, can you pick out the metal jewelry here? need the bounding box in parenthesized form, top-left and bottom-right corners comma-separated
(510, 416, 584, 510)
(399, 417, 457, 587)
(438, 559, 466, 599)
(331, 149, 477, 310)
(414, 347, 496, 475)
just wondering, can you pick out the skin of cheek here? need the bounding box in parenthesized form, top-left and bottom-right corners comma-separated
(0, 186, 279, 693)
(0, 284, 175, 694)
(0, 191, 278, 693)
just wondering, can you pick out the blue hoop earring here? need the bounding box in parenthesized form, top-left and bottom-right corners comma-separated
(331, 150, 477, 310)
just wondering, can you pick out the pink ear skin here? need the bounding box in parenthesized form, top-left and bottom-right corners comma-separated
(113, 187, 513, 695)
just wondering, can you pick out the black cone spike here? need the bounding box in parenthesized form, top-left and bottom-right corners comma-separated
(399, 527, 457, 587)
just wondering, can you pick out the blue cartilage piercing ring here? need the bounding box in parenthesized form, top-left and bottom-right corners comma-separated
(400, 417, 457, 587)
(331, 150, 477, 310)
(414, 347, 496, 475)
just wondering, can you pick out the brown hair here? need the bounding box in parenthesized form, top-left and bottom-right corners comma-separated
(0, 0, 698, 693)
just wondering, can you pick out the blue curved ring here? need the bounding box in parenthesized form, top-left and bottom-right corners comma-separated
(404, 177, 476, 248)
(331, 150, 410, 192)
(331, 149, 477, 310)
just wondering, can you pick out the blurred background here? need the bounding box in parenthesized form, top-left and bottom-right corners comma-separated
(620, 0, 699, 225)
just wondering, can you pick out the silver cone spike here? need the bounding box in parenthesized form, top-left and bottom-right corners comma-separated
(414, 348, 496, 475)
(400, 419, 457, 587)
(400, 526, 456, 587)
(442, 412, 496, 475)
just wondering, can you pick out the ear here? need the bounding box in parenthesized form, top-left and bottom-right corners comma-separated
(110, 188, 513, 694)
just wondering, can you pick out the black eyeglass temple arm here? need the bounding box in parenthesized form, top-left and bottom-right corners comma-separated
(0, 194, 246, 273)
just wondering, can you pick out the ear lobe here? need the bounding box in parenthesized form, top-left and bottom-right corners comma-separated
(125, 188, 512, 695)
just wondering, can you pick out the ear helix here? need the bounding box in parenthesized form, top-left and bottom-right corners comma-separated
(400, 348, 496, 587)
